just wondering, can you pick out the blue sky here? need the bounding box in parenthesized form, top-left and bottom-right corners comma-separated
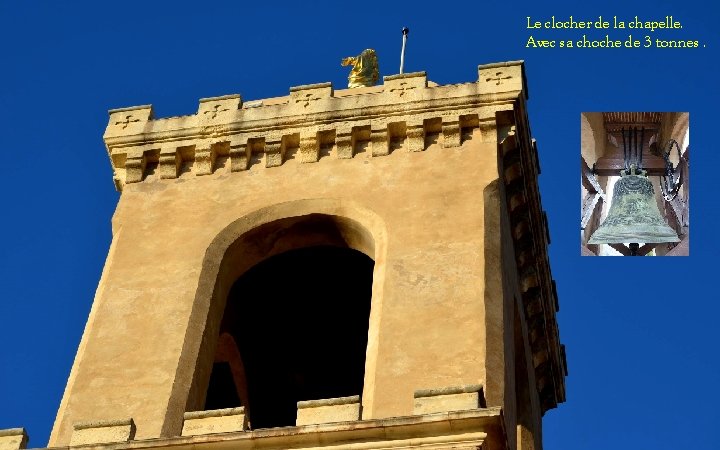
(0, 1, 717, 448)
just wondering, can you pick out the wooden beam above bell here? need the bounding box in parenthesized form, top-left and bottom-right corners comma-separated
(593, 148, 666, 176)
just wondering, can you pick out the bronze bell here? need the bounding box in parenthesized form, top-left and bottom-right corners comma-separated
(589, 166, 679, 245)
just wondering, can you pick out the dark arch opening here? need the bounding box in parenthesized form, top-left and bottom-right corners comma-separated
(205, 245, 374, 429)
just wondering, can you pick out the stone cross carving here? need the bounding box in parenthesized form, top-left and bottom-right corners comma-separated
(295, 93, 321, 108)
(485, 71, 512, 85)
(390, 82, 416, 97)
(204, 104, 230, 119)
(115, 115, 140, 129)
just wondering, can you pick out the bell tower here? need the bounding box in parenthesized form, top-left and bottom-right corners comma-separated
(5, 61, 565, 450)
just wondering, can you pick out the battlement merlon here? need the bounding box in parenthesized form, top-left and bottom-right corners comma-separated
(103, 61, 527, 191)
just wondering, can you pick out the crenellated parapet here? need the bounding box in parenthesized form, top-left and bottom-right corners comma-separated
(103, 63, 527, 191)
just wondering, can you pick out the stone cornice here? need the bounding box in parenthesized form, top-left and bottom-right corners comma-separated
(103, 62, 527, 191)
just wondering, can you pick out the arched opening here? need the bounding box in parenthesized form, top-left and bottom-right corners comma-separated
(176, 202, 387, 435)
(206, 245, 374, 428)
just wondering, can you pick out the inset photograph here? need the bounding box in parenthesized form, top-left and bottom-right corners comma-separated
(581, 112, 689, 256)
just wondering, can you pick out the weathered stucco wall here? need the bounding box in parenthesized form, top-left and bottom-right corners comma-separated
(51, 131, 502, 444)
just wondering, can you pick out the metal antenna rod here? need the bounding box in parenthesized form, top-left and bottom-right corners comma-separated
(400, 27, 409, 74)
(622, 128, 627, 171)
(633, 127, 638, 169)
(634, 127, 639, 168)
(639, 127, 644, 169)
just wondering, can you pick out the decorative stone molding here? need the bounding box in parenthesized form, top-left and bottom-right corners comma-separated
(181, 407, 247, 436)
(289, 82, 333, 112)
(229, 140, 251, 172)
(198, 94, 242, 122)
(413, 385, 486, 415)
(478, 61, 525, 94)
(107, 105, 153, 136)
(0, 428, 28, 450)
(103, 63, 528, 191)
(406, 121, 425, 152)
(442, 118, 462, 148)
(70, 418, 135, 446)
(499, 114, 566, 413)
(157, 146, 180, 179)
(296, 395, 361, 426)
(384, 71, 427, 99)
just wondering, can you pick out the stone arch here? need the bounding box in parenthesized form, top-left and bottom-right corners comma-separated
(667, 112, 690, 166)
(669, 112, 689, 145)
(161, 198, 388, 436)
(580, 112, 598, 164)
(580, 112, 610, 193)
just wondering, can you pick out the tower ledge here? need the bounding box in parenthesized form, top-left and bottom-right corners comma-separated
(85, 409, 505, 450)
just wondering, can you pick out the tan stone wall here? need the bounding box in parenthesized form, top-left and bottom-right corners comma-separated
(50, 133, 504, 445)
(69, 419, 135, 446)
(581, 112, 609, 248)
(0, 429, 28, 450)
(580, 112, 605, 165)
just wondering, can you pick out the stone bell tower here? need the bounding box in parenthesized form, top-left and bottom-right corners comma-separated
(4, 60, 565, 450)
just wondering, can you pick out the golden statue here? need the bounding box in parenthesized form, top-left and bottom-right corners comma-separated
(341, 49, 379, 88)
